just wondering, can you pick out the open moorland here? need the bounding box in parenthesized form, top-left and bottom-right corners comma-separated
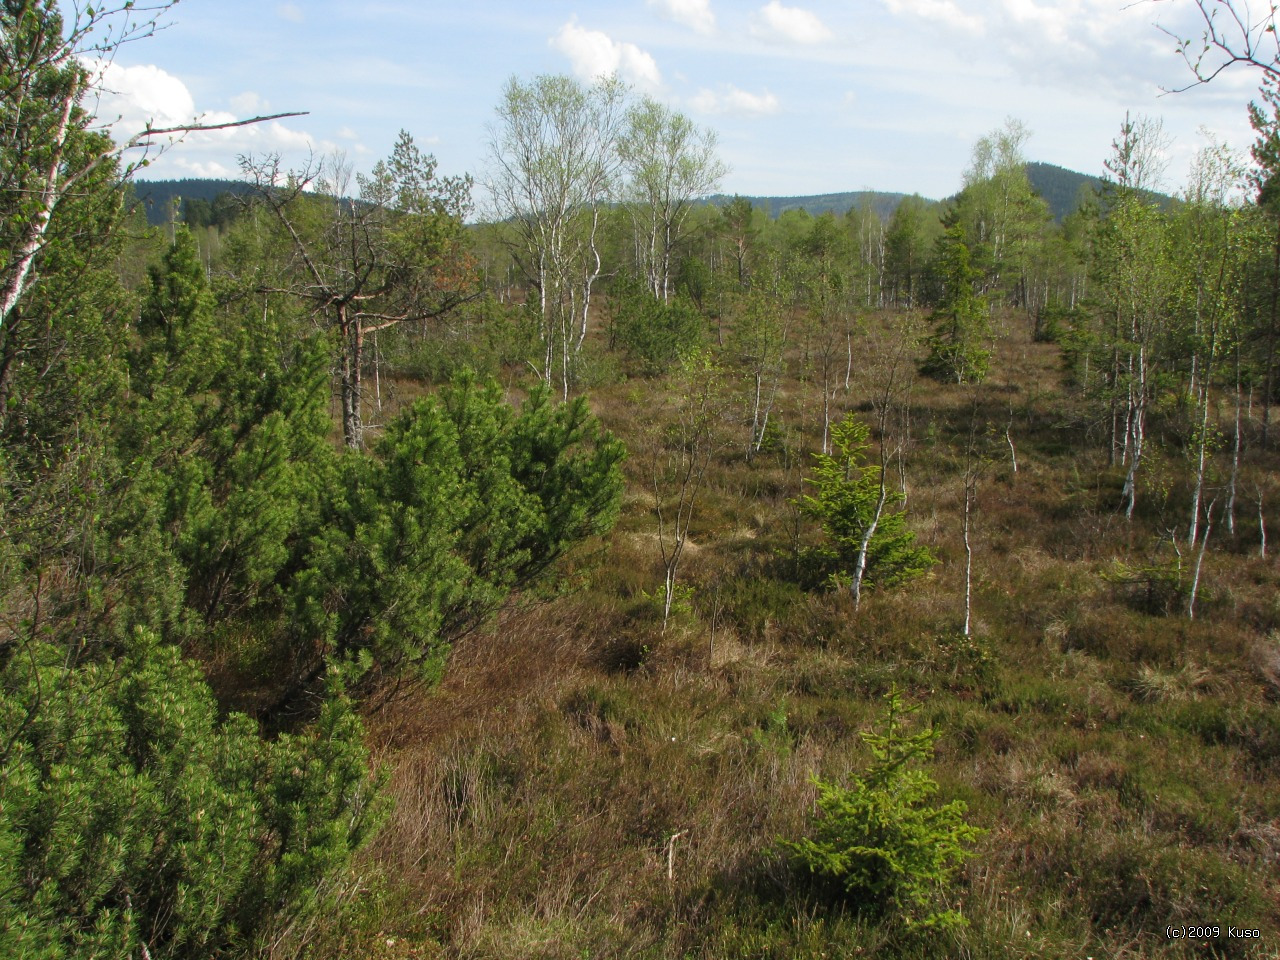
(4, 3, 1280, 958)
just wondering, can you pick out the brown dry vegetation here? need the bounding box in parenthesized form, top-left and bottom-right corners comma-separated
(282, 314, 1280, 960)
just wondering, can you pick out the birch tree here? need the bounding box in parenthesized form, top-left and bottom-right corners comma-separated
(0, 0, 169, 334)
(729, 287, 789, 459)
(954, 118, 1050, 307)
(1174, 139, 1249, 546)
(650, 350, 726, 626)
(0, 0, 301, 414)
(619, 97, 727, 301)
(1093, 116, 1174, 519)
(485, 74, 627, 396)
(1099, 195, 1171, 520)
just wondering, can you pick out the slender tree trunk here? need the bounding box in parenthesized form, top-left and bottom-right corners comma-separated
(897, 402, 910, 505)
(1122, 348, 1147, 521)
(1188, 497, 1216, 620)
(373, 331, 382, 413)
(845, 326, 853, 391)
(755, 368, 782, 455)
(540, 260, 554, 385)
(851, 482, 888, 611)
(1258, 489, 1268, 558)
(576, 208, 603, 353)
(1227, 350, 1242, 536)
(963, 471, 976, 637)
(1263, 215, 1280, 449)
(1188, 375, 1213, 547)
(821, 365, 832, 455)
(338, 307, 364, 449)
(560, 309, 571, 400)
(1109, 346, 1122, 467)
(748, 370, 762, 460)
(0, 84, 76, 333)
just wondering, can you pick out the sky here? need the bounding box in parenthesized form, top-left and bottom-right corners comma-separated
(90, 0, 1268, 206)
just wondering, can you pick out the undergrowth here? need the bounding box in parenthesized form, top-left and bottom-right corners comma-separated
(281, 319, 1280, 960)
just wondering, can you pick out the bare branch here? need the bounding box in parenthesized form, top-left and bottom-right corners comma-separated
(120, 112, 311, 150)
(1153, 0, 1280, 92)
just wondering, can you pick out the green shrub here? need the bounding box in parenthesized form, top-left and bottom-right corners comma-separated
(0, 631, 382, 959)
(1033, 303, 1081, 343)
(609, 274, 705, 374)
(295, 374, 626, 677)
(716, 574, 807, 641)
(784, 688, 984, 930)
(797, 414, 936, 595)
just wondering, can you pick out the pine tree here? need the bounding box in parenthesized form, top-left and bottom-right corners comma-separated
(798, 413, 935, 603)
(0, 631, 382, 959)
(921, 221, 991, 384)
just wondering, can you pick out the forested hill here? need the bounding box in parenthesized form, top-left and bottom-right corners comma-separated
(1025, 161, 1104, 220)
(131, 178, 254, 225)
(1024, 161, 1176, 220)
(704, 163, 1169, 222)
(704, 189, 916, 219)
(702, 162, 1104, 221)
(134, 163, 1160, 227)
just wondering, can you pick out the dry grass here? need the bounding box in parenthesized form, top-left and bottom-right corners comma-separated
(293, 310, 1280, 960)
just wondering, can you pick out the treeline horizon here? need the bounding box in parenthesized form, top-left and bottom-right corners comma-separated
(132, 157, 1132, 228)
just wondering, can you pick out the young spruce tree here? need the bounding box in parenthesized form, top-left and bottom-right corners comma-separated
(921, 220, 991, 384)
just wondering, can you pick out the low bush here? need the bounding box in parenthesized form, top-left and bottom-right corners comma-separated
(783, 688, 985, 930)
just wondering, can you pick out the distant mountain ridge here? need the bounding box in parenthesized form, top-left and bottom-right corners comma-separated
(705, 163, 1115, 223)
(131, 162, 1159, 228)
(703, 190, 915, 221)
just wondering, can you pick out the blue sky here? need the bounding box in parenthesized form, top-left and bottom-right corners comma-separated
(97, 0, 1262, 203)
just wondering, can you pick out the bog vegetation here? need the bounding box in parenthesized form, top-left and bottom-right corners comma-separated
(2, 2, 1280, 958)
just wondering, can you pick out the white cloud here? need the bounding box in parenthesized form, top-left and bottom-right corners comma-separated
(276, 3, 304, 24)
(882, 0, 983, 34)
(86, 60, 336, 178)
(550, 19, 663, 91)
(230, 91, 269, 116)
(690, 84, 780, 116)
(750, 1, 833, 44)
(89, 61, 198, 131)
(647, 0, 715, 35)
(168, 157, 238, 178)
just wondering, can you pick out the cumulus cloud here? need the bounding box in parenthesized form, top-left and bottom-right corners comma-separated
(647, 0, 716, 35)
(882, 0, 983, 34)
(690, 84, 780, 116)
(750, 1, 833, 44)
(875, 0, 1212, 97)
(230, 91, 269, 116)
(85, 60, 339, 178)
(276, 3, 304, 24)
(167, 157, 238, 178)
(88, 61, 199, 131)
(550, 19, 663, 90)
